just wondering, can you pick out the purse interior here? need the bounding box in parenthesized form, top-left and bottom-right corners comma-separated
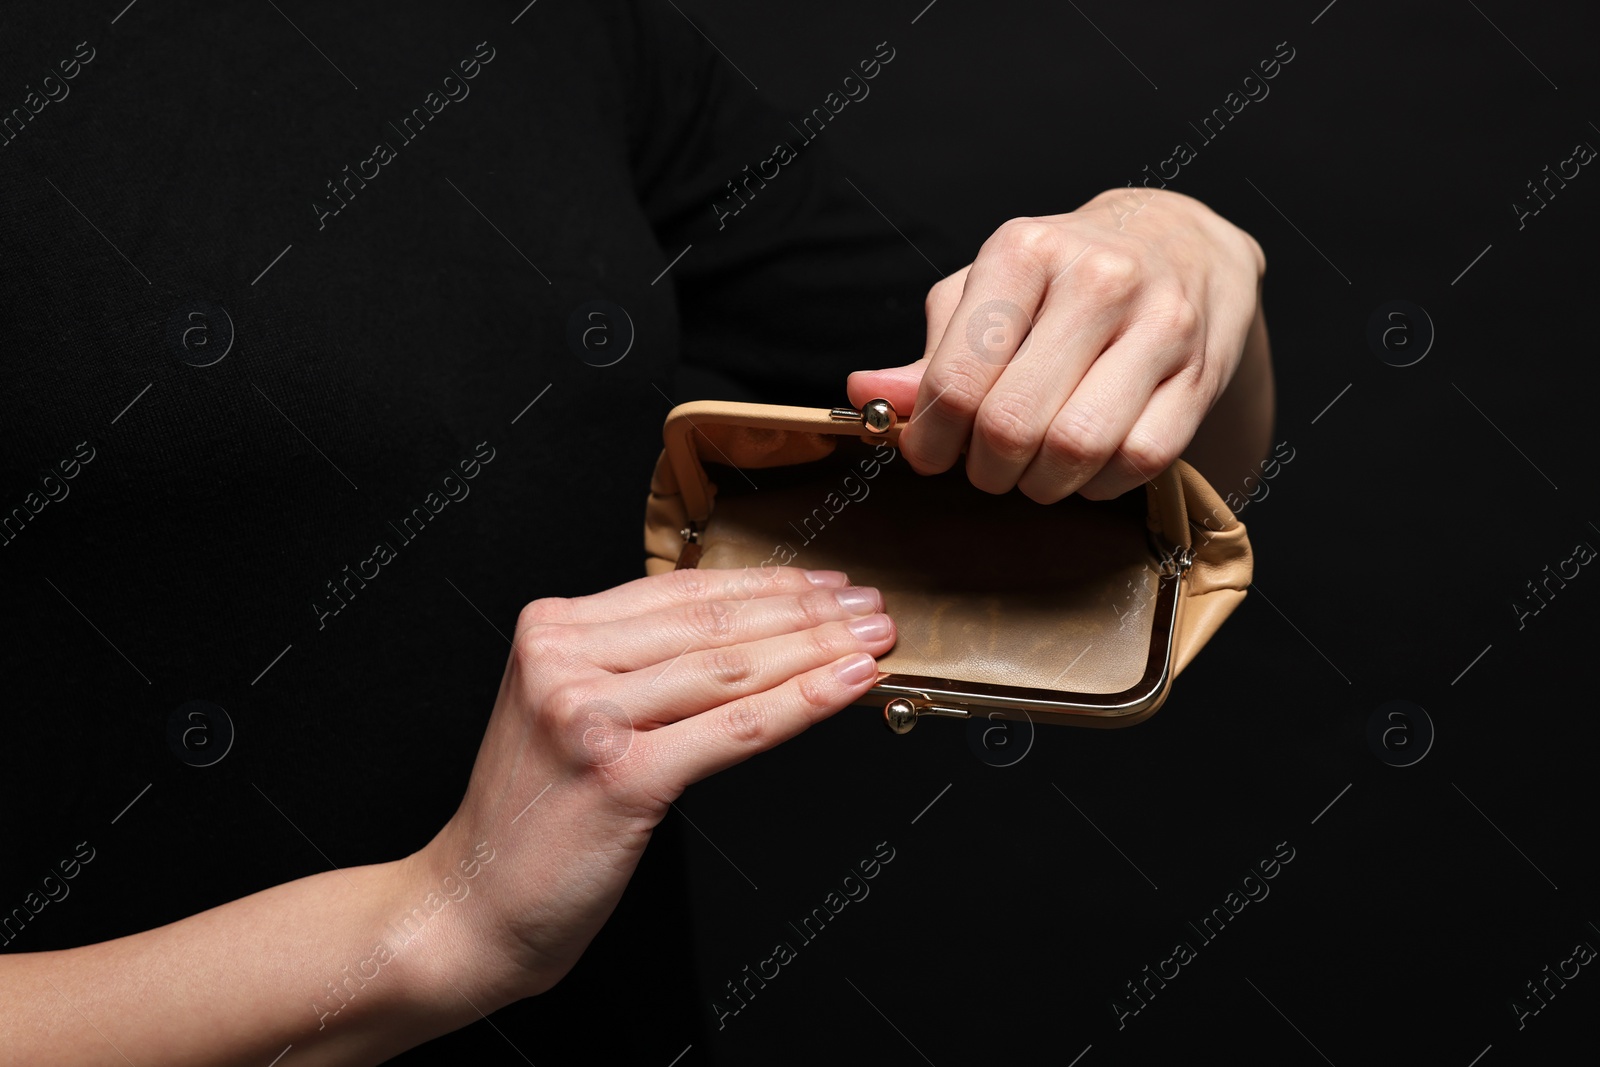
(695, 436, 1160, 696)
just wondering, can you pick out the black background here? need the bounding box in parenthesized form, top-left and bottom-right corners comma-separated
(1, 2, 1595, 1066)
(671, 1, 1598, 1065)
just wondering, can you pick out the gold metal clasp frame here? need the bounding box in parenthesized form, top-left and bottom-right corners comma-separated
(674, 397, 1196, 733)
(869, 548, 1190, 733)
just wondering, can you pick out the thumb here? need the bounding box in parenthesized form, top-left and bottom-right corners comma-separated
(847, 265, 971, 414)
(846, 358, 928, 414)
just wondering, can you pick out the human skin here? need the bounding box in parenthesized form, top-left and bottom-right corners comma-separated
(1, 568, 896, 1066)
(0, 188, 1273, 1066)
(848, 187, 1273, 503)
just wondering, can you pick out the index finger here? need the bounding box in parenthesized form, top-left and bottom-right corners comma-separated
(899, 235, 1049, 474)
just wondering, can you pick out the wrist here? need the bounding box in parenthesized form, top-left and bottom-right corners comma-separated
(387, 836, 523, 1025)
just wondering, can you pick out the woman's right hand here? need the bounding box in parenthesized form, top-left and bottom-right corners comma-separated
(407, 565, 896, 1013)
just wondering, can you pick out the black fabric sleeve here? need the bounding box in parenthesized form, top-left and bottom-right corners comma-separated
(613, 1, 963, 405)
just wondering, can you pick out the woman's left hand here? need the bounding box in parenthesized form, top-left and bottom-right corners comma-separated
(847, 187, 1267, 502)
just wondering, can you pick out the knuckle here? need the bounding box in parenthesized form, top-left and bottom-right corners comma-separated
(1121, 430, 1176, 477)
(924, 361, 987, 420)
(807, 623, 844, 662)
(991, 217, 1056, 263)
(1164, 293, 1203, 340)
(721, 701, 768, 747)
(924, 273, 960, 315)
(543, 681, 593, 733)
(669, 567, 712, 602)
(1018, 478, 1068, 506)
(684, 597, 736, 641)
(1076, 249, 1141, 302)
(516, 598, 567, 630)
(548, 690, 636, 771)
(1174, 356, 1217, 408)
(512, 622, 566, 668)
(721, 567, 768, 606)
(1045, 402, 1116, 469)
(703, 645, 754, 687)
(745, 564, 788, 592)
(794, 670, 838, 715)
(796, 588, 840, 628)
(974, 396, 1041, 462)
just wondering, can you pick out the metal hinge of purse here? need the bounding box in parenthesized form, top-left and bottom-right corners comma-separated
(675, 521, 703, 569)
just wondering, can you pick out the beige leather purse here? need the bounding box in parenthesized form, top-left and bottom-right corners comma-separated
(644, 399, 1252, 734)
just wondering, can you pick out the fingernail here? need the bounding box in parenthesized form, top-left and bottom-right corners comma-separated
(834, 653, 878, 684)
(846, 614, 893, 640)
(834, 586, 879, 614)
(805, 569, 849, 587)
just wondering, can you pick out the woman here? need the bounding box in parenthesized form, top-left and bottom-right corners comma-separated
(0, 1, 1270, 1062)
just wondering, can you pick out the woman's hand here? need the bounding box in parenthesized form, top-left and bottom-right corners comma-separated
(411, 565, 896, 1009)
(847, 187, 1271, 501)
(0, 566, 893, 1067)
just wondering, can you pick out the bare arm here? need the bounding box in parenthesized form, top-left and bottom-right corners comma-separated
(2, 565, 898, 1066)
(2, 857, 471, 1066)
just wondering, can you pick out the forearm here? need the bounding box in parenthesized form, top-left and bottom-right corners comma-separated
(0, 853, 485, 1067)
